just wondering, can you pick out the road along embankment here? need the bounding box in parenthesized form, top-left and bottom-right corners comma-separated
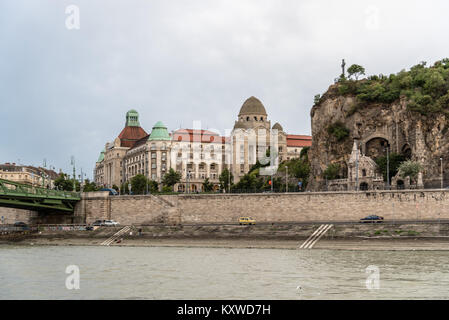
(2, 222, 449, 250)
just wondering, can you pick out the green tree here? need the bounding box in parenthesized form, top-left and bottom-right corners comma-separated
(148, 180, 159, 193)
(130, 174, 149, 195)
(161, 185, 172, 193)
(233, 172, 258, 192)
(398, 160, 423, 183)
(83, 179, 99, 192)
(219, 168, 234, 191)
(202, 178, 214, 192)
(54, 173, 80, 191)
(347, 64, 365, 80)
(375, 153, 405, 182)
(162, 168, 181, 191)
(323, 163, 341, 180)
(299, 146, 310, 159)
(120, 182, 130, 194)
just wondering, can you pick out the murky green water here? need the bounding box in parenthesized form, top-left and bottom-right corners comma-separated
(0, 245, 448, 299)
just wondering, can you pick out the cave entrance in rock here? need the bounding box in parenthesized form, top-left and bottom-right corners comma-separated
(365, 138, 390, 159)
(402, 144, 412, 160)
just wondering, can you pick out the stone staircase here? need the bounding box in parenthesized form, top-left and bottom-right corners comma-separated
(100, 226, 131, 246)
(298, 224, 333, 249)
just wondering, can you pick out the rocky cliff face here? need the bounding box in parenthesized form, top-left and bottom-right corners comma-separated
(308, 84, 449, 191)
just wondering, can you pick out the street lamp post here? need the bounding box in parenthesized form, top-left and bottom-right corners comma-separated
(385, 144, 390, 190)
(355, 143, 359, 191)
(228, 166, 231, 193)
(187, 170, 191, 194)
(285, 166, 288, 193)
(71, 156, 76, 191)
(440, 157, 443, 189)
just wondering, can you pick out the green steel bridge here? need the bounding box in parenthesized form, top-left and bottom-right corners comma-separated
(0, 179, 81, 213)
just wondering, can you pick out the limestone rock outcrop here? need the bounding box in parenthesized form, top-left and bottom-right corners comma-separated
(308, 84, 449, 190)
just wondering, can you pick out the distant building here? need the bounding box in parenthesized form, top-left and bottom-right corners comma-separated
(286, 135, 312, 160)
(0, 163, 58, 188)
(94, 97, 311, 192)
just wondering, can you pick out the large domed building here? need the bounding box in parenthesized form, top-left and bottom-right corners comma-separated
(94, 97, 311, 191)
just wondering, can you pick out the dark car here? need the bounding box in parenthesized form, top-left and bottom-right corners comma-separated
(92, 220, 106, 226)
(14, 221, 29, 230)
(100, 188, 119, 196)
(360, 215, 384, 223)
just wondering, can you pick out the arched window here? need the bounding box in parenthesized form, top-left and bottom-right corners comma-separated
(260, 117, 264, 121)
(362, 169, 366, 177)
(246, 117, 250, 121)
(254, 116, 258, 121)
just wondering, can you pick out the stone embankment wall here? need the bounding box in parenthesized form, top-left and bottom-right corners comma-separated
(0, 207, 37, 224)
(75, 190, 449, 225)
(74, 192, 180, 225)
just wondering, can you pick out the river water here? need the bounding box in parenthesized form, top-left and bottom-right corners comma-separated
(0, 245, 448, 299)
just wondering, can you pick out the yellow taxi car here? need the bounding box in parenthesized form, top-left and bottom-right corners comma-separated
(239, 217, 256, 225)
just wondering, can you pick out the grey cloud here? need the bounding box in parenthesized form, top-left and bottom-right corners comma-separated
(1, 0, 449, 178)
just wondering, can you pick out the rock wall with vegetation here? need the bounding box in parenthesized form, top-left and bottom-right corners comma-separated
(308, 59, 449, 191)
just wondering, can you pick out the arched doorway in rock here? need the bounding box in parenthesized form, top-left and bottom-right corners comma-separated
(397, 180, 405, 189)
(401, 144, 412, 160)
(365, 137, 390, 159)
(360, 182, 369, 191)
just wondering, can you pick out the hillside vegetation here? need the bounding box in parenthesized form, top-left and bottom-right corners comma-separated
(334, 59, 449, 117)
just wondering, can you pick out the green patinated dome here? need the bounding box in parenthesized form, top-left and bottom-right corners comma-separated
(148, 121, 171, 141)
(97, 149, 105, 162)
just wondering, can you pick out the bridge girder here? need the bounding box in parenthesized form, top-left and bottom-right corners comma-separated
(0, 179, 80, 213)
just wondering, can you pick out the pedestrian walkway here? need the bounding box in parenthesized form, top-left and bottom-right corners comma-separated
(100, 226, 131, 246)
(298, 224, 333, 249)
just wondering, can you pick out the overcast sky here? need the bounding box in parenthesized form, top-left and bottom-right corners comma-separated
(1, 0, 449, 179)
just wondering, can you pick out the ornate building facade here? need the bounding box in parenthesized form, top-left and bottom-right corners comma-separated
(0, 163, 58, 188)
(94, 97, 311, 192)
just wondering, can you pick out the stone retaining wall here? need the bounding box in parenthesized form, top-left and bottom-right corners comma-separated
(74, 189, 449, 225)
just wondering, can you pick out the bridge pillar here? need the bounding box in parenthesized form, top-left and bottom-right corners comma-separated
(74, 191, 110, 224)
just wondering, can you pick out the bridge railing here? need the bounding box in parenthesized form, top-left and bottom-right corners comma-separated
(0, 179, 80, 199)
